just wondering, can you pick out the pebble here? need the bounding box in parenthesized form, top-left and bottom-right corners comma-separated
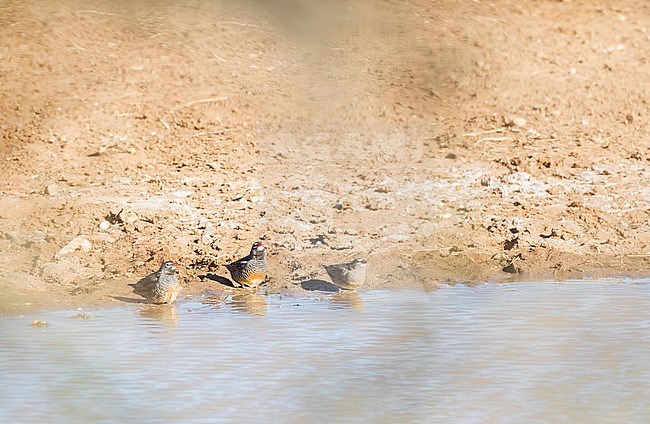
(334, 199, 352, 210)
(365, 199, 380, 211)
(505, 115, 527, 128)
(55, 236, 92, 259)
(117, 209, 139, 224)
(99, 220, 111, 230)
(45, 184, 60, 196)
(330, 242, 353, 250)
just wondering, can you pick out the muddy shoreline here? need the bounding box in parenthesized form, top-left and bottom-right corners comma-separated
(2, 251, 648, 315)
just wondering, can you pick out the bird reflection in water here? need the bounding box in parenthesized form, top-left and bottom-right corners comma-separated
(202, 293, 227, 309)
(137, 304, 179, 328)
(227, 293, 268, 316)
(329, 291, 364, 311)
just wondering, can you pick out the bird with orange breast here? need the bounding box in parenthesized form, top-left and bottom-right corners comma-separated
(225, 241, 267, 288)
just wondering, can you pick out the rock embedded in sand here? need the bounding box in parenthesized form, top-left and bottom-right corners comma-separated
(99, 220, 111, 230)
(365, 199, 380, 211)
(330, 242, 353, 250)
(505, 115, 527, 128)
(44, 184, 60, 196)
(117, 209, 139, 224)
(334, 199, 352, 211)
(201, 231, 213, 245)
(55, 235, 92, 259)
(41, 257, 85, 284)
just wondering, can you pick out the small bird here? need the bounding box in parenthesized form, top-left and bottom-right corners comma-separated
(129, 260, 182, 304)
(225, 241, 267, 288)
(324, 258, 367, 291)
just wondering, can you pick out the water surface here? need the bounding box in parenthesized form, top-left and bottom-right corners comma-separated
(2, 281, 650, 423)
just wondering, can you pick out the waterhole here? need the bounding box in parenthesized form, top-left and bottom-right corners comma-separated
(2, 281, 650, 422)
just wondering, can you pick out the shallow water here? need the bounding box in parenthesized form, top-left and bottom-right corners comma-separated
(2, 281, 650, 423)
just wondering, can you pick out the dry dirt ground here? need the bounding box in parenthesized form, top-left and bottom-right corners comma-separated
(1, 0, 650, 313)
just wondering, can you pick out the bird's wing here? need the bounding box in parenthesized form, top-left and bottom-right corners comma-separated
(324, 265, 344, 280)
(226, 259, 248, 271)
(129, 272, 159, 295)
(140, 272, 160, 284)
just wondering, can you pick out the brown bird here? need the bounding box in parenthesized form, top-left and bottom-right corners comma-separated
(225, 241, 267, 288)
(324, 258, 367, 291)
(129, 260, 182, 304)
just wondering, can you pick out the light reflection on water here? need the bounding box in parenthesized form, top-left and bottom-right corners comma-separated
(2, 281, 650, 423)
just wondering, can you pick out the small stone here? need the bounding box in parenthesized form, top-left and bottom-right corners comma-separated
(133, 221, 148, 232)
(502, 262, 521, 274)
(89, 146, 108, 157)
(99, 220, 111, 230)
(540, 228, 560, 239)
(334, 199, 352, 211)
(45, 184, 60, 196)
(55, 236, 92, 259)
(32, 320, 49, 327)
(512, 117, 527, 128)
(365, 199, 380, 211)
(117, 209, 139, 224)
(330, 242, 353, 250)
(385, 234, 409, 242)
(505, 115, 527, 128)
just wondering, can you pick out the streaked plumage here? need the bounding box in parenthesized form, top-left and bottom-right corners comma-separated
(129, 260, 182, 304)
(324, 258, 367, 290)
(225, 241, 267, 288)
